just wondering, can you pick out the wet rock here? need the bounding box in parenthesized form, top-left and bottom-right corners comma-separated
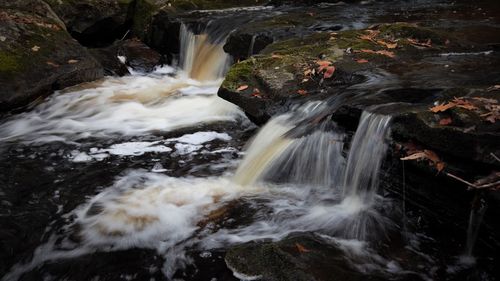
(225, 233, 385, 281)
(89, 46, 130, 77)
(118, 38, 162, 72)
(44, 0, 134, 47)
(0, 1, 104, 112)
(131, 0, 268, 56)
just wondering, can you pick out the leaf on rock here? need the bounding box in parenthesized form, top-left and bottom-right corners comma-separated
(31, 45, 40, 52)
(358, 49, 395, 58)
(324, 66, 336, 79)
(439, 117, 452, 125)
(376, 40, 398, 49)
(407, 38, 432, 48)
(46, 61, 59, 67)
(236, 85, 249, 92)
(295, 243, 311, 253)
(297, 89, 308, 96)
(316, 60, 332, 72)
(67, 59, 79, 64)
(430, 102, 456, 113)
(356, 59, 369, 64)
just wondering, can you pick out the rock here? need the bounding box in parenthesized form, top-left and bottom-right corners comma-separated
(0, 1, 104, 112)
(90, 39, 162, 75)
(89, 46, 130, 77)
(44, 0, 134, 47)
(225, 233, 386, 281)
(219, 22, 500, 167)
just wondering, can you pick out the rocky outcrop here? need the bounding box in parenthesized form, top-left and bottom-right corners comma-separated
(218, 23, 500, 168)
(0, 0, 104, 112)
(43, 0, 134, 47)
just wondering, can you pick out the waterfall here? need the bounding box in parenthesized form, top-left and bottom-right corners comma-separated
(179, 24, 231, 81)
(342, 112, 392, 203)
(233, 101, 346, 187)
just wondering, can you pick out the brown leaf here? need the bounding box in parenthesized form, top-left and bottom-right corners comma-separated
(452, 97, 478, 110)
(423, 149, 441, 164)
(358, 49, 395, 58)
(316, 60, 332, 72)
(323, 66, 336, 79)
(430, 102, 456, 113)
(67, 59, 79, 64)
(407, 38, 432, 48)
(271, 54, 283, 59)
(400, 152, 428, 161)
(439, 117, 452, 125)
(436, 162, 446, 173)
(359, 30, 380, 42)
(295, 243, 311, 253)
(297, 89, 308, 96)
(304, 69, 312, 76)
(46, 61, 59, 67)
(236, 85, 249, 92)
(356, 59, 369, 64)
(376, 40, 398, 49)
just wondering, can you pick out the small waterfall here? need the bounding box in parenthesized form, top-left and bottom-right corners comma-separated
(248, 34, 257, 57)
(342, 112, 392, 203)
(233, 101, 346, 187)
(179, 24, 231, 81)
(464, 198, 487, 258)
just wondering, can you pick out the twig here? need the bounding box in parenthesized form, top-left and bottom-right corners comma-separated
(490, 152, 500, 163)
(120, 29, 130, 41)
(445, 172, 500, 190)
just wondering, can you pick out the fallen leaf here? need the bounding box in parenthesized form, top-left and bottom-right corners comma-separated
(423, 149, 441, 164)
(236, 85, 249, 92)
(400, 152, 428, 161)
(356, 59, 369, 64)
(430, 102, 456, 113)
(358, 49, 395, 58)
(46, 61, 59, 67)
(376, 40, 398, 49)
(323, 66, 336, 79)
(67, 59, 79, 64)
(295, 243, 311, 253)
(271, 54, 283, 59)
(439, 117, 452, 125)
(297, 89, 308, 96)
(487, 85, 500, 91)
(31, 45, 40, 52)
(407, 38, 432, 48)
(452, 97, 478, 110)
(436, 162, 446, 173)
(359, 30, 380, 42)
(316, 60, 332, 72)
(304, 69, 312, 76)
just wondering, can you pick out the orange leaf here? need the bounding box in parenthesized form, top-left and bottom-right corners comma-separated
(236, 85, 249, 92)
(436, 162, 446, 173)
(407, 38, 432, 48)
(358, 49, 395, 58)
(376, 40, 398, 49)
(297, 89, 308, 96)
(295, 243, 311, 253)
(356, 59, 369, 64)
(323, 66, 336, 79)
(430, 102, 456, 113)
(439, 117, 452, 125)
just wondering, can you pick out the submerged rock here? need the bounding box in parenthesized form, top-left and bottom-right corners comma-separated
(225, 233, 385, 281)
(0, 0, 104, 112)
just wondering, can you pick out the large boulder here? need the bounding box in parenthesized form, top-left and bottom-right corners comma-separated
(43, 0, 134, 47)
(0, 0, 104, 112)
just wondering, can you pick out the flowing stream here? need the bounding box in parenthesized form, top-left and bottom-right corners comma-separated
(0, 21, 494, 281)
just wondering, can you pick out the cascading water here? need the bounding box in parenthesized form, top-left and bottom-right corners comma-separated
(179, 24, 231, 81)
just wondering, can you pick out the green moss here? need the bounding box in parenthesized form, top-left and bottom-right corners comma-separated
(222, 59, 255, 90)
(0, 51, 23, 73)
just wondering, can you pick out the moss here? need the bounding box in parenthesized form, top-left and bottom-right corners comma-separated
(0, 51, 23, 73)
(221, 59, 255, 90)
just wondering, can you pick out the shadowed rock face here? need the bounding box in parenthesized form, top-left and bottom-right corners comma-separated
(0, 0, 104, 112)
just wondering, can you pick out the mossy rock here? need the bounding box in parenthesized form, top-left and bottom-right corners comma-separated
(225, 233, 386, 281)
(0, 3, 103, 111)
